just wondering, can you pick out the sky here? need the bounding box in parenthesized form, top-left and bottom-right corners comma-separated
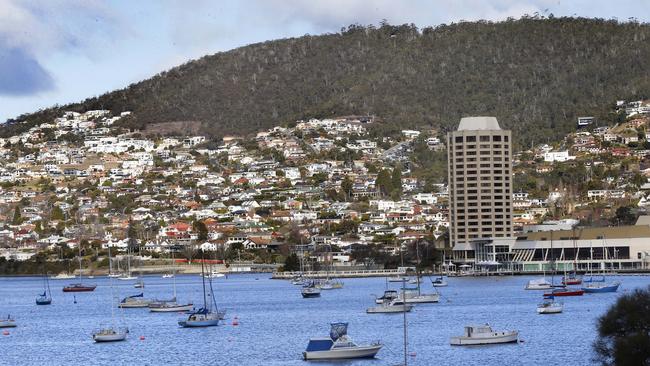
(1, 0, 649, 122)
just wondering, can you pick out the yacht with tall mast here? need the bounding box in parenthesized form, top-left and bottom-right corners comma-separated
(92, 277, 128, 342)
(36, 269, 52, 305)
(178, 256, 225, 327)
(63, 244, 96, 292)
(149, 251, 193, 312)
(537, 231, 563, 314)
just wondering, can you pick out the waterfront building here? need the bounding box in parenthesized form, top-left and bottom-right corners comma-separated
(447, 117, 514, 265)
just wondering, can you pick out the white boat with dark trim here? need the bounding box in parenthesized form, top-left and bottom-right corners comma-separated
(432, 276, 448, 287)
(450, 324, 519, 346)
(375, 290, 398, 304)
(92, 327, 128, 342)
(303, 323, 382, 360)
(525, 278, 552, 290)
(118, 293, 153, 308)
(536, 296, 563, 314)
(149, 298, 194, 312)
(366, 299, 413, 314)
(0, 315, 16, 328)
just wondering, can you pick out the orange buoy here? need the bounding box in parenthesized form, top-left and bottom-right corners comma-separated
(2, 330, 9, 336)
(140, 336, 145, 341)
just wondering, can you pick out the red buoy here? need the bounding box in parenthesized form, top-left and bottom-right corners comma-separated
(140, 336, 145, 341)
(2, 330, 9, 336)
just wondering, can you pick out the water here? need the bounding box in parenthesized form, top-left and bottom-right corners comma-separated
(0, 274, 648, 366)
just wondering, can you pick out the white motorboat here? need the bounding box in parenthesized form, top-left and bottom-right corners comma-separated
(303, 323, 382, 360)
(92, 327, 128, 342)
(202, 270, 225, 279)
(536, 298, 563, 314)
(525, 278, 552, 290)
(375, 290, 398, 304)
(162, 274, 174, 279)
(291, 276, 305, 286)
(0, 315, 16, 328)
(51, 273, 75, 280)
(134, 280, 145, 288)
(107, 274, 121, 278)
(450, 324, 519, 346)
(432, 276, 448, 287)
(366, 299, 413, 313)
(118, 293, 153, 308)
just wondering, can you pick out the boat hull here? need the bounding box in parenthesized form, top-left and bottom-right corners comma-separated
(149, 304, 194, 312)
(119, 301, 152, 308)
(402, 294, 439, 303)
(35, 299, 52, 305)
(302, 292, 321, 298)
(303, 345, 383, 360)
(178, 319, 220, 327)
(537, 304, 563, 314)
(0, 321, 16, 328)
(543, 290, 584, 297)
(450, 332, 518, 346)
(366, 304, 413, 313)
(582, 283, 620, 293)
(62, 285, 96, 292)
(93, 333, 127, 342)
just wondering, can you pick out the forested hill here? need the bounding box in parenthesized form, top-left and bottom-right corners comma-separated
(4, 17, 650, 145)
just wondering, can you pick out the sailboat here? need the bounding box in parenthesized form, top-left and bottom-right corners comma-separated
(118, 246, 137, 281)
(178, 255, 224, 327)
(0, 315, 16, 328)
(397, 243, 439, 304)
(536, 232, 563, 314)
(63, 244, 96, 292)
(562, 229, 582, 285)
(581, 234, 621, 293)
(36, 269, 52, 305)
(149, 251, 194, 312)
(92, 277, 128, 342)
(316, 247, 343, 290)
(543, 231, 583, 297)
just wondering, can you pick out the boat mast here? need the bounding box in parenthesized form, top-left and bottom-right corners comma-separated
(78, 241, 83, 280)
(172, 250, 177, 300)
(200, 251, 208, 309)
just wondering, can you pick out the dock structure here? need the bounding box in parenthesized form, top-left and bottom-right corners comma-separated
(272, 269, 407, 279)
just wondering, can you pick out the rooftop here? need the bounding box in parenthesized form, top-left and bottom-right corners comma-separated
(457, 116, 501, 131)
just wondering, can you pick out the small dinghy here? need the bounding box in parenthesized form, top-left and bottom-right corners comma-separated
(432, 276, 448, 287)
(450, 324, 518, 346)
(303, 323, 382, 360)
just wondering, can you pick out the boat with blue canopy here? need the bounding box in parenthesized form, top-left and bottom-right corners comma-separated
(178, 253, 225, 328)
(303, 323, 382, 360)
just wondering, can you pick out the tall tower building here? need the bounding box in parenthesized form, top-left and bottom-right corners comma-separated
(447, 117, 513, 262)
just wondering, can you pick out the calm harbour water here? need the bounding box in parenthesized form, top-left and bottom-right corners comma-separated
(1, 274, 648, 366)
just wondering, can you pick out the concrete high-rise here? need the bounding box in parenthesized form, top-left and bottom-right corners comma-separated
(447, 117, 514, 263)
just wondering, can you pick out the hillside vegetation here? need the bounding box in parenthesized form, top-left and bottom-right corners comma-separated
(4, 17, 650, 146)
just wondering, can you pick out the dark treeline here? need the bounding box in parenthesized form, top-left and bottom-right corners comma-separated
(3, 16, 650, 147)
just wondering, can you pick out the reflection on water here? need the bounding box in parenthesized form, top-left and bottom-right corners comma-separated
(0, 274, 647, 365)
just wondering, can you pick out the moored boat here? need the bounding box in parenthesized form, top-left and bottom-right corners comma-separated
(582, 281, 620, 293)
(303, 323, 382, 360)
(301, 281, 321, 298)
(536, 295, 563, 314)
(52, 273, 75, 280)
(149, 298, 194, 312)
(432, 276, 448, 287)
(36, 270, 52, 305)
(366, 299, 413, 314)
(63, 283, 97, 292)
(178, 253, 225, 328)
(375, 290, 398, 304)
(119, 293, 153, 308)
(92, 327, 128, 342)
(450, 324, 518, 346)
(525, 278, 552, 290)
(543, 288, 584, 297)
(0, 315, 16, 328)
